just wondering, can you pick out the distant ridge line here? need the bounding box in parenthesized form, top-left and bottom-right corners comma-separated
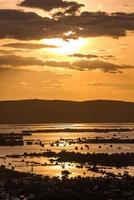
(0, 99, 134, 123)
(0, 99, 134, 103)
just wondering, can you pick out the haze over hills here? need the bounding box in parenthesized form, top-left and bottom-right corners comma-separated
(0, 99, 134, 124)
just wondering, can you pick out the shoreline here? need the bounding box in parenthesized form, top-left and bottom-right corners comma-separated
(0, 166, 134, 200)
(7, 151, 134, 167)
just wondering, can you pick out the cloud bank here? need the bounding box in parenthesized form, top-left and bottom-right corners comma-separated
(0, 9, 134, 40)
(0, 55, 133, 73)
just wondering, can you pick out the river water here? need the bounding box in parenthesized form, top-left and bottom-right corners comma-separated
(0, 123, 134, 177)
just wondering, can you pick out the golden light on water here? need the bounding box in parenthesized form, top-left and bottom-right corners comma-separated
(42, 38, 86, 55)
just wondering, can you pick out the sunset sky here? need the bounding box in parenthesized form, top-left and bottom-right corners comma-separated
(0, 0, 134, 101)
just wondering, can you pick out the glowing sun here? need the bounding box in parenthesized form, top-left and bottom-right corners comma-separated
(42, 38, 86, 55)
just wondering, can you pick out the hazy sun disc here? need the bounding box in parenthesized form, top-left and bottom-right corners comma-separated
(42, 38, 86, 55)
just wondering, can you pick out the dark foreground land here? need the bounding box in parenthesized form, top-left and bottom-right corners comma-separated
(0, 166, 134, 200)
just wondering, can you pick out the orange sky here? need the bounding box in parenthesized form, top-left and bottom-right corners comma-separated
(0, 0, 134, 101)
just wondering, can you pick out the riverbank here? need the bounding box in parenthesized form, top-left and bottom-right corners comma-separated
(8, 151, 134, 167)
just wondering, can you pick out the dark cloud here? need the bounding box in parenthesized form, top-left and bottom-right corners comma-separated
(100, 55, 116, 60)
(3, 43, 58, 49)
(0, 54, 133, 73)
(0, 9, 134, 40)
(69, 53, 115, 60)
(45, 60, 72, 68)
(0, 9, 53, 40)
(19, 0, 84, 14)
(0, 55, 44, 67)
(58, 11, 134, 38)
(42, 59, 134, 73)
(0, 50, 11, 55)
(73, 60, 134, 73)
(69, 53, 98, 59)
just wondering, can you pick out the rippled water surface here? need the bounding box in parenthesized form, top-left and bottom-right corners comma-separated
(0, 123, 134, 177)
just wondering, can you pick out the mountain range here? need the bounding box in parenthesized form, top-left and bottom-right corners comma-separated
(0, 99, 134, 123)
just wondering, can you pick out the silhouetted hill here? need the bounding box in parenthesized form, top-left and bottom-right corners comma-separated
(0, 99, 134, 123)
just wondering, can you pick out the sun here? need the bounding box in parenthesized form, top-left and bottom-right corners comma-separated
(42, 38, 86, 55)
